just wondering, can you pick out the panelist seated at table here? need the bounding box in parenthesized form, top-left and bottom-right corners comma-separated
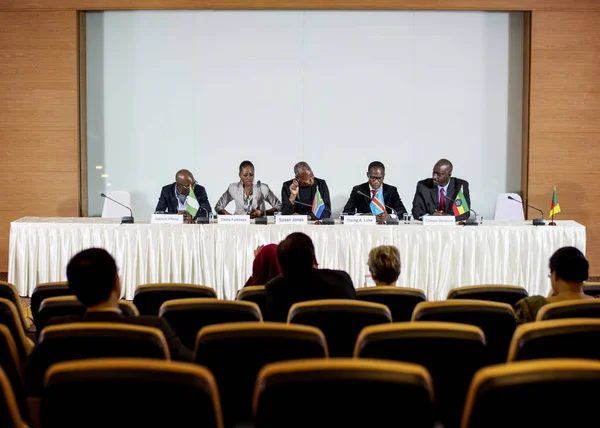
(281, 161, 331, 219)
(266, 232, 355, 322)
(343, 161, 407, 224)
(155, 169, 212, 224)
(215, 160, 282, 218)
(411, 158, 471, 222)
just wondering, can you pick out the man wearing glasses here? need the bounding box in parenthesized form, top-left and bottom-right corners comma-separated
(282, 161, 332, 219)
(155, 169, 212, 224)
(342, 161, 407, 224)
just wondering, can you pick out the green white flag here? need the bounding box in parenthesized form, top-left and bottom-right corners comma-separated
(186, 189, 199, 217)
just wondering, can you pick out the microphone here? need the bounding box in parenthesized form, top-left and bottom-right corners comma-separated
(356, 190, 399, 225)
(254, 180, 268, 225)
(195, 205, 210, 225)
(507, 196, 545, 226)
(101, 193, 134, 224)
(443, 194, 478, 226)
(292, 200, 334, 225)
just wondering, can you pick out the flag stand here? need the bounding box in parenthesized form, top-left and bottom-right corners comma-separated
(549, 213, 556, 226)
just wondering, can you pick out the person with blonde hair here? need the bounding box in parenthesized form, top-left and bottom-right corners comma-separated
(367, 245, 401, 286)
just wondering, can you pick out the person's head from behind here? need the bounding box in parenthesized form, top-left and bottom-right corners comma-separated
(250, 244, 281, 286)
(549, 246, 588, 292)
(66, 248, 121, 307)
(277, 232, 317, 275)
(367, 245, 401, 285)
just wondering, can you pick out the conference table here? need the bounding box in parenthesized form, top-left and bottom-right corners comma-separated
(8, 217, 585, 301)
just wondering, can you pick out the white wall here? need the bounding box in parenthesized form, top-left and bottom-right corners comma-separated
(87, 10, 523, 219)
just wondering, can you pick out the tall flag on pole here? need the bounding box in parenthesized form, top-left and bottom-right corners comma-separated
(549, 186, 561, 217)
(452, 186, 470, 216)
(370, 187, 385, 215)
(186, 187, 199, 217)
(312, 186, 325, 219)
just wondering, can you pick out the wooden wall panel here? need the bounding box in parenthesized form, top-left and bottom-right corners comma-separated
(0, 11, 79, 272)
(0, 0, 600, 11)
(529, 11, 600, 275)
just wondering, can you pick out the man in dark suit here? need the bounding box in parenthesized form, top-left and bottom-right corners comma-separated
(343, 161, 408, 224)
(281, 162, 331, 219)
(265, 232, 356, 322)
(411, 158, 471, 222)
(155, 169, 211, 223)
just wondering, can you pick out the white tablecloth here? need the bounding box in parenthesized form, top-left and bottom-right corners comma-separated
(8, 217, 586, 301)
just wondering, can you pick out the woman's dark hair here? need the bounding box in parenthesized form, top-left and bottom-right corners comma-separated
(239, 160, 254, 172)
(549, 246, 588, 282)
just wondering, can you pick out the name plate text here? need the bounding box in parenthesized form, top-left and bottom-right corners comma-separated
(422, 216, 456, 226)
(218, 215, 250, 225)
(344, 216, 377, 225)
(151, 214, 183, 224)
(275, 215, 308, 225)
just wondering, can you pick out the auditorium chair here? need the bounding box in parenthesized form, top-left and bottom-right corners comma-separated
(355, 322, 486, 428)
(133, 283, 217, 315)
(536, 299, 600, 320)
(25, 322, 170, 397)
(461, 359, 600, 428)
(41, 358, 223, 428)
(0, 325, 28, 423)
(159, 299, 262, 350)
(508, 319, 600, 361)
(0, 282, 32, 332)
(0, 367, 27, 428)
(355, 286, 426, 322)
(0, 298, 34, 362)
(30, 282, 71, 324)
(195, 322, 327, 428)
(236, 285, 267, 319)
(254, 359, 434, 428)
(447, 285, 528, 307)
(35, 296, 139, 338)
(583, 282, 600, 297)
(288, 299, 391, 357)
(412, 300, 515, 364)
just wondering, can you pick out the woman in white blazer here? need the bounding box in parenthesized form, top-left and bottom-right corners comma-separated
(215, 160, 282, 218)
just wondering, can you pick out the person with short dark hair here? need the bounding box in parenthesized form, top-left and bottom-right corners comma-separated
(411, 159, 471, 221)
(215, 160, 281, 217)
(367, 245, 401, 285)
(514, 246, 595, 324)
(27, 248, 192, 361)
(265, 233, 355, 321)
(281, 162, 331, 219)
(343, 161, 407, 223)
(155, 169, 211, 223)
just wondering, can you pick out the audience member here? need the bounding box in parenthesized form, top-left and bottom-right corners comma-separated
(367, 245, 401, 286)
(514, 246, 594, 324)
(265, 232, 355, 322)
(243, 244, 281, 287)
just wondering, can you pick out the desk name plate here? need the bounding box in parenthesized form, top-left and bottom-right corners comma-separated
(422, 216, 456, 226)
(344, 216, 377, 225)
(151, 214, 183, 224)
(218, 215, 251, 225)
(275, 215, 308, 225)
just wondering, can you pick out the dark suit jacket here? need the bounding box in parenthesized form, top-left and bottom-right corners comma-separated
(155, 183, 212, 219)
(281, 177, 331, 219)
(411, 177, 471, 221)
(265, 269, 356, 322)
(342, 183, 408, 216)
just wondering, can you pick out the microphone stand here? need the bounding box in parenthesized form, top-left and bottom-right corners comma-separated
(292, 200, 335, 225)
(356, 190, 399, 225)
(195, 206, 210, 225)
(507, 196, 545, 226)
(254, 181, 268, 225)
(443, 194, 478, 226)
(101, 193, 134, 224)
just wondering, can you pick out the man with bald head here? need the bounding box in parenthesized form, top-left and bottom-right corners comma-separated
(155, 169, 211, 223)
(411, 159, 471, 222)
(281, 161, 331, 219)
